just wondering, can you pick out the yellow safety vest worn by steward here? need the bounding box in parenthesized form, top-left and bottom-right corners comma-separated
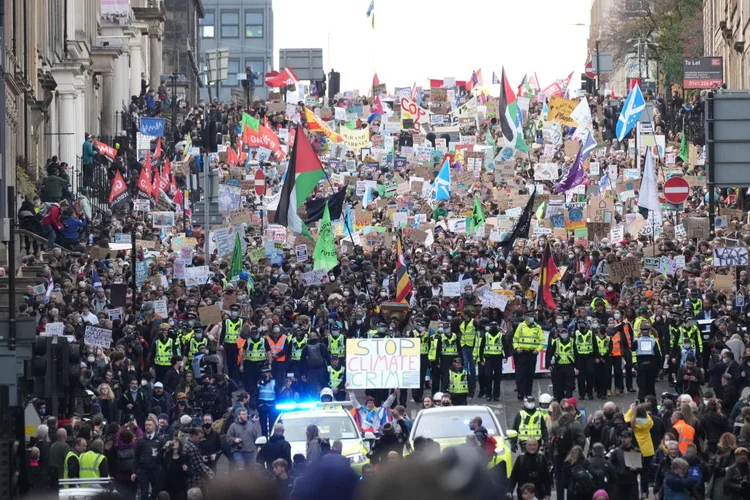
(679, 325, 703, 352)
(155, 338, 174, 366)
(552, 338, 575, 364)
(291, 336, 307, 361)
(63, 451, 78, 483)
(575, 330, 593, 355)
(483, 332, 504, 357)
(428, 337, 439, 362)
(244, 338, 267, 362)
(448, 369, 469, 394)
(79, 451, 105, 485)
(596, 336, 610, 356)
(689, 298, 703, 317)
(460, 320, 477, 347)
(224, 318, 244, 344)
(328, 335, 345, 356)
(441, 334, 459, 357)
(513, 323, 544, 352)
(518, 409, 543, 440)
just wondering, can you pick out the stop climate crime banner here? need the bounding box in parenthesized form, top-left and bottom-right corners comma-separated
(346, 338, 421, 389)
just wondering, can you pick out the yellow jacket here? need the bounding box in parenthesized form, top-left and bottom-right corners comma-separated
(624, 407, 655, 457)
(512, 322, 545, 352)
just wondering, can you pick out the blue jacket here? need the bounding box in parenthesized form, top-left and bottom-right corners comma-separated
(82, 140, 95, 165)
(61, 218, 87, 240)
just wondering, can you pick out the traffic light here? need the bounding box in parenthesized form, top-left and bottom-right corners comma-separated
(580, 73, 594, 94)
(328, 70, 340, 100)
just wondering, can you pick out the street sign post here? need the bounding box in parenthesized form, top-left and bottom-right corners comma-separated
(585, 61, 596, 79)
(663, 176, 690, 205)
(254, 169, 266, 197)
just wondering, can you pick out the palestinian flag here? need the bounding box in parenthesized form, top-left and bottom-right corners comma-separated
(499, 67, 529, 152)
(273, 124, 324, 237)
(109, 170, 131, 211)
(395, 233, 413, 305)
(538, 240, 560, 310)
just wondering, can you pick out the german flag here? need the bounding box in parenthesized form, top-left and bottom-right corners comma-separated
(395, 233, 413, 304)
(538, 240, 560, 310)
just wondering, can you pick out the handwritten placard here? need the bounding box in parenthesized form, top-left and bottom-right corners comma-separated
(84, 325, 113, 348)
(345, 338, 420, 389)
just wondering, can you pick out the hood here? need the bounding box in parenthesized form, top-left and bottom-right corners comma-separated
(268, 434, 286, 443)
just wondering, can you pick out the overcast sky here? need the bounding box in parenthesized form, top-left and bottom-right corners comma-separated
(273, 0, 592, 93)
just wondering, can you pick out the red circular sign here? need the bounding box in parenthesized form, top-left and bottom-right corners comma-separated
(585, 61, 596, 80)
(254, 169, 266, 197)
(663, 176, 690, 205)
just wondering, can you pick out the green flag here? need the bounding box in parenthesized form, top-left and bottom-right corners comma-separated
(313, 203, 339, 272)
(469, 196, 486, 234)
(242, 112, 260, 132)
(229, 232, 243, 279)
(678, 133, 688, 162)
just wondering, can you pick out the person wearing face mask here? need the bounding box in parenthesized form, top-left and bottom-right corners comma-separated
(428, 324, 446, 393)
(513, 310, 545, 400)
(547, 328, 576, 403)
(185, 328, 208, 371)
(118, 378, 148, 429)
(219, 303, 244, 383)
(612, 310, 636, 395)
(574, 319, 596, 401)
(177, 313, 199, 357)
(409, 322, 431, 403)
(678, 313, 703, 369)
(594, 326, 611, 400)
(437, 324, 460, 395)
(151, 324, 176, 383)
(148, 382, 174, 416)
(633, 322, 663, 401)
(511, 396, 548, 453)
(267, 321, 289, 389)
(238, 327, 271, 398)
(478, 322, 504, 402)
(289, 327, 308, 383)
(199, 413, 222, 473)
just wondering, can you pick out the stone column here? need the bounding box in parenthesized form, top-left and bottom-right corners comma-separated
(57, 88, 77, 176)
(148, 23, 163, 91)
(129, 37, 143, 99)
(114, 50, 130, 126)
(101, 71, 116, 137)
(47, 92, 58, 161)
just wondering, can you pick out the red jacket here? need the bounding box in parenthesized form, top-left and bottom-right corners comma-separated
(42, 205, 63, 230)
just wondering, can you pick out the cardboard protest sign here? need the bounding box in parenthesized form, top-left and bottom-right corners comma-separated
(684, 218, 710, 240)
(84, 325, 113, 348)
(230, 209, 251, 225)
(609, 257, 641, 283)
(714, 274, 735, 292)
(198, 304, 222, 325)
(442, 282, 462, 297)
(45, 323, 65, 336)
(152, 299, 168, 319)
(713, 247, 749, 267)
(345, 338, 420, 389)
(547, 96, 578, 127)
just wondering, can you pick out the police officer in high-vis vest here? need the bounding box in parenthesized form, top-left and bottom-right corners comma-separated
(327, 326, 346, 359)
(219, 303, 244, 382)
(447, 357, 470, 405)
(511, 396, 548, 452)
(546, 328, 576, 403)
(428, 324, 445, 392)
(459, 311, 478, 397)
(152, 325, 175, 383)
(239, 327, 271, 398)
(478, 322, 504, 402)
(632, 321, 663, 401)
(257, 366, 276, 437)
(289, 327, 308, 381)
(513, 310, 545, 400)
(178, 313, 199, 355)
(186, 329, 208, 370)
(414, 323, 431, 402)
(78, 439, 108, 486)
(574, 318, 596, 401)
(437, 325, 460, 394)
(267, 325, 289, 389)
(594, 326, 611, 400)
(328, 355, 346, 401)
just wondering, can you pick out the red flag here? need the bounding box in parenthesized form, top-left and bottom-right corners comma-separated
(160, 158, 172, 192)
(429, 79, 444, 88)
(152, 167, 160, 202)
(372, 73, 380, 88)
(539, 241, 560, 310)
(94, 141, 118, 160)
(371, 96, 384, 115)
(137, 153, 152, 199)
(153, 137, 162, 158)
(265, 67, 299, 88)
(173, 187, 183, 207)
(109, 170, 131, 210)
(143, 151, 153, 181)
(227, 147, 239, 166)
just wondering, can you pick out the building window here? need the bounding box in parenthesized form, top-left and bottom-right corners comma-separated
(226, 58, 241, 87)
(245, 12, 263, 38)
(221, 11, 240, 38)
(201, 11, 215, 38)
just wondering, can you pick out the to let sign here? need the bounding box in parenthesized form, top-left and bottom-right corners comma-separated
(683, 57, 723, 89)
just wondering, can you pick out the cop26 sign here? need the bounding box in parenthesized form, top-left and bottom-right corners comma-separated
(140, 117, 165, 137)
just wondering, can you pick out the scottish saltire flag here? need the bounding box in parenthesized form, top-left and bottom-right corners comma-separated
(616, 83, 645, 141)
(492, 72, 500, 85)
(433, 158, 451, 201)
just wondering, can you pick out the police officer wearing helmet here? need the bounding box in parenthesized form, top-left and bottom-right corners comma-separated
(477, 321, 504, 401)
(239, 326, 271, 398)
(151, 323, 176, 383)
(446, 357, 470, 405)
(328, 355, 346, 401)
(437, 323, 460, 394)
(511, 396, 548, 453)
(219, 303, 244, 382)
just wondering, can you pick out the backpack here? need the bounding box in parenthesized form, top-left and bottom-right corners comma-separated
(116, 446, 135, 474)
(307, 343, 325, 369)
(570, 463, 596, 499)
(586, 460, 608, 491)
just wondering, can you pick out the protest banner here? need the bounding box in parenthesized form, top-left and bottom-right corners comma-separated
(152, 299, 168, 319)
(685, 218, 710, 240)
(152, 211, 175, 228)
(534, 163, 558, 181)
(185, 265, 209, 288)
(45, 322, 65, 336)
(713, 247, 749, 267)
(609, 257, 641, 283)
(300, 269, 329, 286)
(341, 125, 371, 151)
(108, 307, 124, 321)
(547, 96, 578, 127)
(345, 338, 420, 389)
(442, 282, 462, 297)
(198, 304, 222, 325)
(84, 325, 113, 348)
(296, 244, 308, 262)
